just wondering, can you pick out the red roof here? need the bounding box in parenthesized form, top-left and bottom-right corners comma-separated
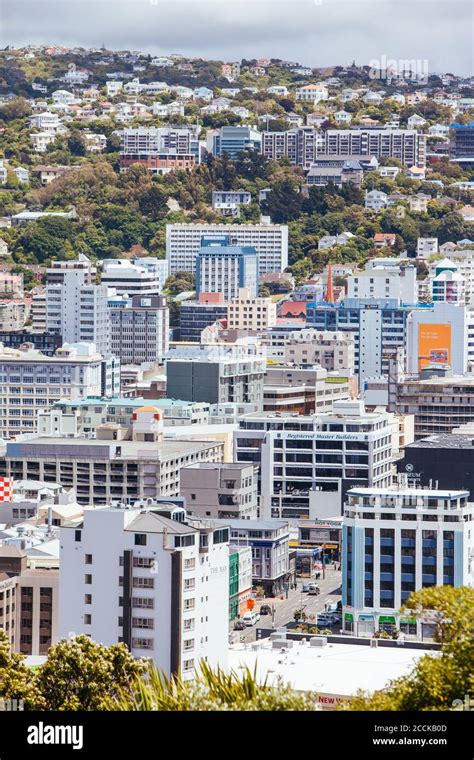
(374, 233, 396, 241)
(280, 301, 307, 317)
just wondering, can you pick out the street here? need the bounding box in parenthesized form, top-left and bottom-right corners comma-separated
(231, 566, 342, 643)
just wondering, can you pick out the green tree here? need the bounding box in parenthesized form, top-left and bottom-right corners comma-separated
(344, 586, 474, 711)
(67, 129, 87, 157)
(164, 271, 195, 296)
(263, 177, 303, 223)
(138, 184, 169, 220)
(36, 635, 146, 711)
(0, 630, 42, 709)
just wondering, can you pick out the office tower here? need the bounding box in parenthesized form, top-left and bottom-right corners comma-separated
(166, 343, 266, 407)
(234, 400, 393, 520)
(211, 126, 262, 158)
(110, 294, 169, 364)
(342, 483, 474, 636)
(166, 220, 288, 276)
(196, 238, 258, 301)
(101, 260, 161, 297)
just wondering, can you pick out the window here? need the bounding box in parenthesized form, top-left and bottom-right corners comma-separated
(84, 574, 92, 585)
(184, 598, 195, 611)
(84, 594, 92, 605)
(85, 554, 93, 564)
(183, 659, 194, 672)
(75, 530, 82, 542)
(84, 614, 91, 625)
(134, 534, 147, 546)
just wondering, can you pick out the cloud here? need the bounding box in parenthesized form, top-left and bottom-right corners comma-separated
(2, 0, 473, 75)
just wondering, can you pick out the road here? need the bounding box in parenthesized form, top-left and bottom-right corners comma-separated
(231, 566, 342, 644)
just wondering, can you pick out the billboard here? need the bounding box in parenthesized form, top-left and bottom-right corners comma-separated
(418, 323, 451, 370)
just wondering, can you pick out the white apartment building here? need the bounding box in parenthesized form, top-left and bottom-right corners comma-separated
(46, 270, 110, 355)
(235, 400, 393, 520)
(110, 295, 169, 365)
(30, 292, 46, 332)
(283, 329, 355, 372)
(0, 301, 26, 331)
(227, 288, 277, 331)
(347, 263, 417, 304)
(417, 238, 438, 258)
(166, 221, 288, 276)
(0, 342, 111, 439)
(58, 505, 230, 676)
(342, 484, 474, 636)
(101, 260, 161, 297)
(133, 258, 169, 292)
(323, 129, 426, 167)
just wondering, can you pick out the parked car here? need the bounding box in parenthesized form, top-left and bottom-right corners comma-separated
(302, 583, 311, 592)
(242, 611, 260, 626)
(308, 585, 321, 596)
(260, 604, 272, 615)
(233, 619, 246, 630)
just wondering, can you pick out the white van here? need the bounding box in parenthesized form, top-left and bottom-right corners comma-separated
(242, 611, 260, 626)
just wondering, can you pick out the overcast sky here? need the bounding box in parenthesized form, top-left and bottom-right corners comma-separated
(2, 0, 473, 76)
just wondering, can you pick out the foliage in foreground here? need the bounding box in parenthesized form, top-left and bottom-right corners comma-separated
(342, 586, 474, 711)
(110, 660, 319, 712)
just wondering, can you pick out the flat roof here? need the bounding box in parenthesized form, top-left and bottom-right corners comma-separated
(228, 639, 434, 697)
(7, 436, 222, 460)
(406, 433, 474, 450)
(348, 486, 468, 498)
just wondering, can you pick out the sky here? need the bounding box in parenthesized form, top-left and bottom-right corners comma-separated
(1, 0, 473, 76)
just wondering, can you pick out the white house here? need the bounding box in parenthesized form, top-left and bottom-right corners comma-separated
(365, 189, 389, 211)
(334, 110, 352, 124)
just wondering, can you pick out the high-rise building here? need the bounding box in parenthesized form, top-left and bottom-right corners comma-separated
(323, 129, 426, 167)
(46, 271, 110, 356)
(101, 260, 161, 298)
(451, 121, 474, 160)
(166, 221, 288, 276)
(391, 364, 474, 438)
(234, 400, 393, 520)
(261, 128, 318, 169)
(110, 295, 169, 365)
(0, 342, 117, 439)
(196, 237, 258, 301)
(211, 126, 262, 158)
(342, 483, 473, 637)
(166, 343, 266, 407)
(58, 503, 230, 676)
(119, 127, 199, 173)
(133, 258, 169, 292)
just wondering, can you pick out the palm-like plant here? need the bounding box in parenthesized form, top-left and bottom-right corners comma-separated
(112, 660, 320, 712)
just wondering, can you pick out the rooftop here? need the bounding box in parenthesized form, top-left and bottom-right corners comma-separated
(405, 433, 474, 450)
(228, 639, 435, 699)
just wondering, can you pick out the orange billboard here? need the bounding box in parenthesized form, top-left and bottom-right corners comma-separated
(418, 324, 451, 370)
